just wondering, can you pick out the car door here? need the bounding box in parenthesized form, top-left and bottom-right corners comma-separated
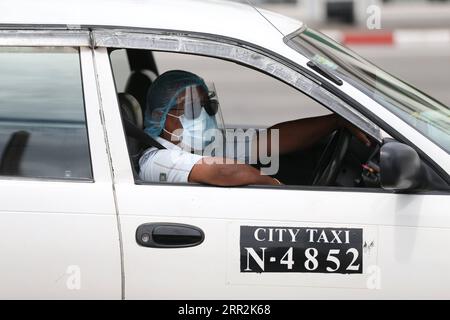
(93, 30, 450, 299)
(0, 31, 121, 299)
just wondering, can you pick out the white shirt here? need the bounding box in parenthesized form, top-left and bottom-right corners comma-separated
(139, 134, 256, 183)
(139, 137, 204, 183)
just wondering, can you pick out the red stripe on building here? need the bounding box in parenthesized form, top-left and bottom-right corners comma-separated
(343, 32, 394, 45)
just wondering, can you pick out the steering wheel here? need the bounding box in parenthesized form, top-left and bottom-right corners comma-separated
(312, 128, 352, 186)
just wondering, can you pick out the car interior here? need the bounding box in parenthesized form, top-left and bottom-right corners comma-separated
(109, 48, 386, 189)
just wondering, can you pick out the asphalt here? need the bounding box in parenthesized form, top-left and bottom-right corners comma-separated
(351, 45, 450, 106)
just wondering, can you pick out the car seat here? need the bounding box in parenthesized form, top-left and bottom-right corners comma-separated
(125, 69, 157, 119)
(118, 92, 144, 175)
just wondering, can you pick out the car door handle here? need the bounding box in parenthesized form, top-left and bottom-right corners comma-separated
(136, 223, 205, 248)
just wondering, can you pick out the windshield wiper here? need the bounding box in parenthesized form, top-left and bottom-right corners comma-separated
(307, 60, 343, 86)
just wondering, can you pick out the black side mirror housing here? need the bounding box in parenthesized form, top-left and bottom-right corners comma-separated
(380, 141, 423, 192)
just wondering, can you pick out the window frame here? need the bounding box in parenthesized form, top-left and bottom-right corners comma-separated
(283, 27, 450, 183)
(94, 29, 382, 143)
(0, 30, 107, 183)
(95, 29, 448, 194)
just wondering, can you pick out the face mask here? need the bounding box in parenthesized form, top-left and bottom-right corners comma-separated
(165, 108, 218, 151)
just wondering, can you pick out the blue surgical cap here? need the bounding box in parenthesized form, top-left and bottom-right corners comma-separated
(144, 70, 208, 138)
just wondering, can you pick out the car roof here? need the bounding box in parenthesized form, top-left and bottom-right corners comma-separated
(0, 0, 303, 49)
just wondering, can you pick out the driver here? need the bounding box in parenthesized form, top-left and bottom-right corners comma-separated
(139, 70, 370, 186)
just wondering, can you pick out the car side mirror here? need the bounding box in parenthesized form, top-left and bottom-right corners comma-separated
(380, 141, 422, 192)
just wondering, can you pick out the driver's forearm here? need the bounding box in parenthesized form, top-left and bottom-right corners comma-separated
(189, 160, 280, 187)
(267, 114, 339, 154)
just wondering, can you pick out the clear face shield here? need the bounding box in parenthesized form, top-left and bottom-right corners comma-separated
(205, 82, 225, 131)
(165, 83, 225, 151)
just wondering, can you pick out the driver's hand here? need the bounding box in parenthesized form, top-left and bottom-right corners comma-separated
(338, 117, 372, 147)
(273, 178, 283, 185)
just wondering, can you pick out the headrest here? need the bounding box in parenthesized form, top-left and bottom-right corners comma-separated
(125, 69, 157, 114)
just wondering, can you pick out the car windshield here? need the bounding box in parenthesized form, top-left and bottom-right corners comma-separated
(287, 28, 450, 154)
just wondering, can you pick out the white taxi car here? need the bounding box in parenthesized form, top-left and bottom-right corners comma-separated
(0, 0, 449, 299)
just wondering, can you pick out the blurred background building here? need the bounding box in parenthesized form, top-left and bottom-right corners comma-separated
(233, 0, 450, 28)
